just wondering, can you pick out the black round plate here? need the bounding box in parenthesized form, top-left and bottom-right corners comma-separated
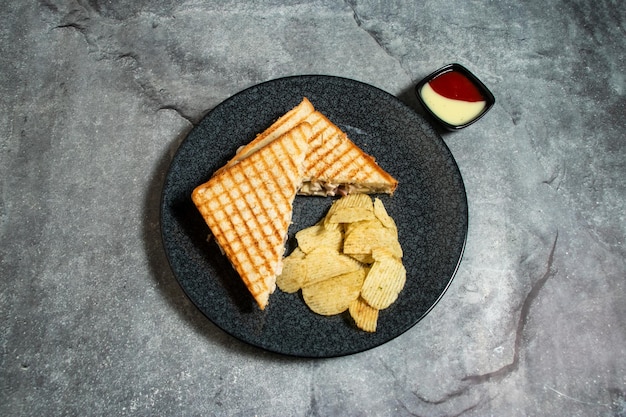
(160, 75, 468, 358)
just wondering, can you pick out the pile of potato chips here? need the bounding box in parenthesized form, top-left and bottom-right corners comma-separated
(277, 194, 406, 332)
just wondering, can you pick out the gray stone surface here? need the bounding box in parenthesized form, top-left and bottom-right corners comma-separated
(1, 0, 624, 416)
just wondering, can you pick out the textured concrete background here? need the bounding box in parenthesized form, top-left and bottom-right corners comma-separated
(1, 1, 624, 416)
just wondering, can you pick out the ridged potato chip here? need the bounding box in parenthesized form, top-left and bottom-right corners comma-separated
(361, 256, 406, 309)
(278, 194, 405, 332)
(343, 220, 383, 236)
(371, 247, 400, 262)
(276, 247, 307, 293)
(296, 221, 343, 254)
(328, 193, 373, 211)
(373, 198, 397, 230)
(347, 253, 374, 264)
(302, 269, 367, 315)
(325, 193, 375, 225)
(343, 223, 403, 259)
(326, 207, 376, 225)
(303, 247, 365, 286)
(349, 296, 379, 332)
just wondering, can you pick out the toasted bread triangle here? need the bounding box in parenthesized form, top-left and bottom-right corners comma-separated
(299, 109, 398, 195)
(216, 98, 397, 195)
(192, 123, 310, 309)
(214, 98, 315, 176)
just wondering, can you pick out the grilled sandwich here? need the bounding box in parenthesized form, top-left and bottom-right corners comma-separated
(298, 109, 398, 196)
(215, 98, 398, 196)
(191, 123, 311, 310)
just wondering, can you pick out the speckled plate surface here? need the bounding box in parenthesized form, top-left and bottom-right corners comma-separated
(160, 75, 468, 358)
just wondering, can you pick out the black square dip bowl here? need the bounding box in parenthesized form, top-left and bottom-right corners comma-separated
(415, 63, 495, 130)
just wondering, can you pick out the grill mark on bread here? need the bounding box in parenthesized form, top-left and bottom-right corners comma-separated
(247, 144, 284, 276)
(231, 123, 307, 286)
(309, 132, 347, 178)
(305, 111, 327, 137)
(191, 124, 308, 309)
(304, 127, 332, 174)
(216, 98, 315, 174)
(223, 167, 273, 282)
(212, 168, 270, 296)
(324, 137, 355, 179)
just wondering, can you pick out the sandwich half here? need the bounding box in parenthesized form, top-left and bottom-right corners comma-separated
(191, 123, 310, 309)
(215, 98, 398, 196)
(298, 109, 398, 196)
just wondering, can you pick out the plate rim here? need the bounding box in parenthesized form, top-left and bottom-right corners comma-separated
(159, 74, 468, 358)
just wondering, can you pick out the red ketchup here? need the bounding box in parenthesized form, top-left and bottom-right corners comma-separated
(429, 70, 485, 102)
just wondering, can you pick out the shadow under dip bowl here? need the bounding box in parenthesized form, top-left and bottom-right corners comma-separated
(415, 63, 495, 130)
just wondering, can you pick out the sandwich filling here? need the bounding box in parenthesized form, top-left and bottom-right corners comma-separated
(299, 181, 390, 197)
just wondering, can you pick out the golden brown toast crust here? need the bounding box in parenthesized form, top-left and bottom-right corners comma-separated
(216, 98, 397, 195)
(214, 98, 315, 175)
(301, 110, 398, 194)
(192, 123, 310, 309)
